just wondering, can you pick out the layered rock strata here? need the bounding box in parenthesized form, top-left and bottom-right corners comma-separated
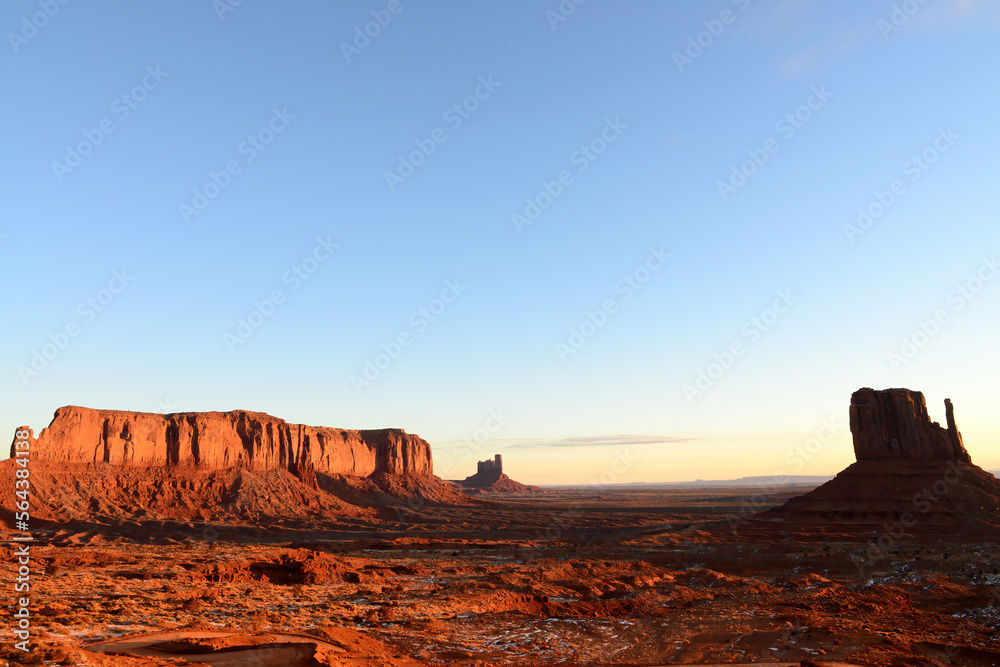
(849, 388, 970, 462)
(12, 406, 432, 478)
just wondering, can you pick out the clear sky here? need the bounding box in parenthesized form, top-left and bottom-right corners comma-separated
(3, 0, 998, 484)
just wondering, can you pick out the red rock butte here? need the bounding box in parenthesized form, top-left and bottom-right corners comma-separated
(13, 405, 433, 479)
(751, 387, 1000, 538)
(850, 387, 970, 462)
(452, 454, 543, 494)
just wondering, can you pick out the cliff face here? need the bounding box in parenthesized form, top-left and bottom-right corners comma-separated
(849, 388, 970, 463)
(12, 406, 433, 478)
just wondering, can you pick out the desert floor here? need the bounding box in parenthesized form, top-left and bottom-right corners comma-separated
(3, 486, 999, 666)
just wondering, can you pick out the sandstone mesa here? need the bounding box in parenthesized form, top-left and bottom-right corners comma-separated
(12, 405, 433, 481)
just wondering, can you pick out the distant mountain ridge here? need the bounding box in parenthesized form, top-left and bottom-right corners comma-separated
(542, 475, 832, 489)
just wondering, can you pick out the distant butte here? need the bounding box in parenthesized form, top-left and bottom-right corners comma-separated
(453, 454, 543, 494)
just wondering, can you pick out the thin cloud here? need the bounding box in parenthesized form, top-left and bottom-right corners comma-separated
(943, 0, 1000, 17)
(506, 435, 695, 450)
(782, 49, 817, 73)
(775, 1, 998, 77)
(666, 132, 690, 146)
(890, 0, 1000, 31)
(939, 0, 1000, 21)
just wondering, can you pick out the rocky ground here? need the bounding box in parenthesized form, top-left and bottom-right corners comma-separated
(3, 487, 1000, 666)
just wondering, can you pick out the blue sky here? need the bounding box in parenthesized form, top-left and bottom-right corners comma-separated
(3, 0, 999, 484)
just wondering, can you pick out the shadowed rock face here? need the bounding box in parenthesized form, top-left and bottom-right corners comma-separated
(11, 405, 433, 478)
(459, 454, 507, 488)
(749, 388, 1000, 538)
(461, 454, 504, 487)
(849, 388, 970, 463)
(451, 454, 543, 494)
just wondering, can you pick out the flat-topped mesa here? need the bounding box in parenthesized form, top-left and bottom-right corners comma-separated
(849, 388, 971, 463)
(11, 406, 433, 479)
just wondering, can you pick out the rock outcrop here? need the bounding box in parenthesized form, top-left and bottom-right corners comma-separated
(453, 454, 543, 494)
(849, 388, 970, 462)
(2, 406, 479, 526)
(461, 455, 505, 487)
(749, 388, 1000, 539)
(12, 406, 433, 479)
